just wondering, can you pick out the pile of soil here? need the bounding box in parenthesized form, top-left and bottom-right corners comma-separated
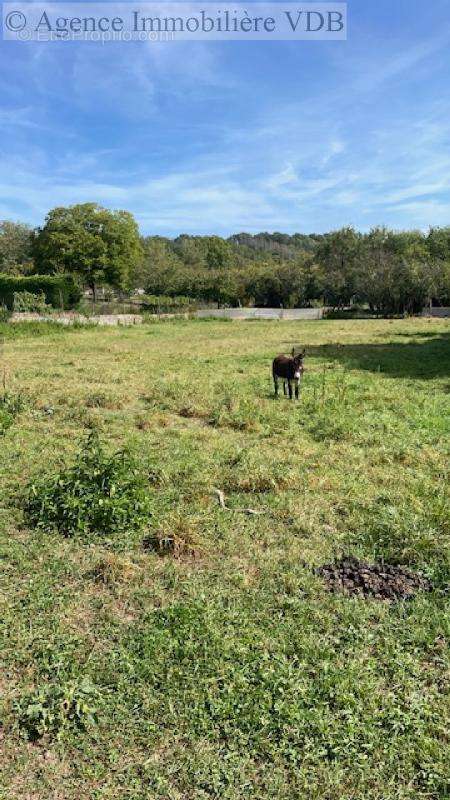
(316, 557, 430, 600)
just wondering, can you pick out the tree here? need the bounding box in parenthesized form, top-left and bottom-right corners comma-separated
(427, 227, 450, 305)
(315, 227, 361, 308)
(205, 236, 231, 270)
(197, 268, 240, 307)
(275, 255, 316, 307)
(427, 226, 450, 262)
(173, 235, 207, 268)
(0, 221, 34, 274)
(241, 255, 315, 308)
(132, 236, 183, 292)
(33, 204, 142, 300)
(357, 228, 431, 315)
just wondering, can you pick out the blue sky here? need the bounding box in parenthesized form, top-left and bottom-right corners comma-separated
(1, 0, 450, 235)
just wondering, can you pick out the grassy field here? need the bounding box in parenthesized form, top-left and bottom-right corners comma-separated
(0, 317, 449, 800)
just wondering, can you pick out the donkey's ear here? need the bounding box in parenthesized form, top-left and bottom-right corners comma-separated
(291, 347, 296, 357)
(301, 348, 306, 357)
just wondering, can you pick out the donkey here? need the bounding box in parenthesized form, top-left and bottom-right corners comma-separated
(272, 348, 305, 400)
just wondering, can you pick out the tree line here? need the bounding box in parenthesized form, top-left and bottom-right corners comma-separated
(1, 203, 450, 314)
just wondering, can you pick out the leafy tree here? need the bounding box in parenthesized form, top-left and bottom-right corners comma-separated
(240, 255, 314, 308)
(276, 255, 316, 307)
(205, 236, 231, 270)
(0, 221, 33, 274)
(173, 235, 208, 268)
(357, 228, 431, 315)
(33, 204, 142, 300)
(133, 236, 183, 292)
(427, 227, 450, 304)
(198, 268, 241, 307)
(316, 227, 362, 308)
(427, 226, 450, 261)
(229, 231, 321, 259)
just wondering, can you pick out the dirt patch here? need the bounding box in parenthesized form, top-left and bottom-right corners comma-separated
(316, 557, 430, 600)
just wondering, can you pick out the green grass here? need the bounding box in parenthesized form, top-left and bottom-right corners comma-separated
(0, 317, 449, 799)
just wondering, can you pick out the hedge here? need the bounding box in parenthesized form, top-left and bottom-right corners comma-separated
(0, 274, 81, 310)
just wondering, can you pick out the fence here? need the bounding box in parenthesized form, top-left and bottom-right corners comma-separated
(421, 307, 450, 318)
(10, 312, 143, 326)
(195, 307, 325, 320)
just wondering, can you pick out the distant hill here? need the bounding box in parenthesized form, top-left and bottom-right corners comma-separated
(228, 232, 326, 259)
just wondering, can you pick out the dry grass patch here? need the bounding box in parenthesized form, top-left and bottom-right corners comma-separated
(143, 511, 202, 559)
(89, 553, 141, 586)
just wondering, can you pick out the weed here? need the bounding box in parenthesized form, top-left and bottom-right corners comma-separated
(13, 678, 99, 741)
(24, 431, 152, 540)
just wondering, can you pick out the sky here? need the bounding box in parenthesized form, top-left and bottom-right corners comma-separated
(1, 0, 450, 236)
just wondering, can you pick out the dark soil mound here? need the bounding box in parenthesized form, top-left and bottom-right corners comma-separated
(316, 557, 430, 600)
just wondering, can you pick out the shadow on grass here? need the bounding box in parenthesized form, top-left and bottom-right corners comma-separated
(303, 331, 450, 380)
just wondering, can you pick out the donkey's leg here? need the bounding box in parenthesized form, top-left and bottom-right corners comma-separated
(288, 380, 293, 400)
(283, 381, 287, 396)
(295, 378, 300, 400)
(274, 376, 279, 397)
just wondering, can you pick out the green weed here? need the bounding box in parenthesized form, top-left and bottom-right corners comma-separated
(24, 431, 152, 541)
(13, 678, 99, 741)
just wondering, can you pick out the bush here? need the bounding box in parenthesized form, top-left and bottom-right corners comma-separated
(13, 678, 99, 741)
(24, 432, 152, 539)
(13, 290, 50, 313)
(0, 273, 81, 310)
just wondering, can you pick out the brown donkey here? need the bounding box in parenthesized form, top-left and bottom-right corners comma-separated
(272, 348, 305, 400)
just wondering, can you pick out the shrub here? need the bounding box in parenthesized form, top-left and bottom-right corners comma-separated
(0, 273, 81, 310)
(24, 432, 152, 539)
(13, 290, 50, 313)
(13, 678, 99, 741)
